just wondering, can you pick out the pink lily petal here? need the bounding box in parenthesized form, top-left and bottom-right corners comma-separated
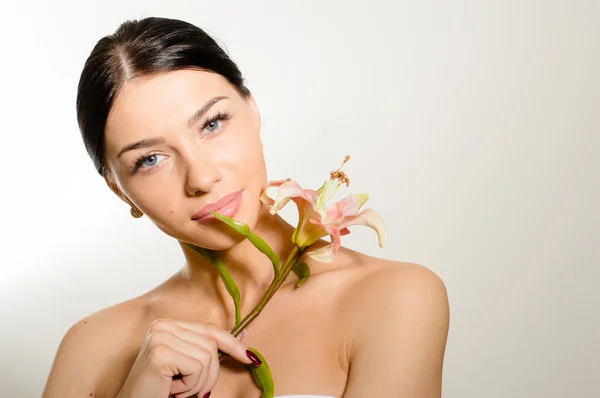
(333, 208, 386, 247)
(290, 192, 323, 243)
(260, 179, 290, 207)
(269, 180, 318, 215)
(305, 225, 342, 263)
(264, 180, 323, 247)
(337, 194, 370, 216)
(294, 215, 328, 248)
(322, 194, 369, 223)
(260, 174, 384, 264)
(306, 245, 336, 262)
(322, 203, 343, 222)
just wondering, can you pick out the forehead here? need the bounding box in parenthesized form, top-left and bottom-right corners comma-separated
(105, 69, 236, 150)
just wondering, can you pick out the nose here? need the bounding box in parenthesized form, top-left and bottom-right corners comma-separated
(183, 150, 222, 196)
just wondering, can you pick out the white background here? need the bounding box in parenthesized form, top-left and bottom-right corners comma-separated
(1, 0, 598, 397)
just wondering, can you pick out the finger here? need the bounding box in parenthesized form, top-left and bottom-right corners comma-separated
(169, 329, 222, 397)
(146, 325, 229, 397)
(180, 346, 212, 398)
(172, 347, 212, 398)
(145, 344, 204, 388)
(146, 332, 209, 395)
(195, 338, 221, 398)
(150, 325, 225, 364)
(147, 320, 251, 364)
(178, 344, 220, 398)
(170, 320, 252, 364)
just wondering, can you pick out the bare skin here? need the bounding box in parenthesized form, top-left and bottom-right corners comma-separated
(43, 69, 450, 397)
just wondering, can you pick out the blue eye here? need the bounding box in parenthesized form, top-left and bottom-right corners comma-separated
(204, 119, 221, 133)
(132, 153, 165, 172)
(142, 154, 159, 167)
(201, 111, 232, 134)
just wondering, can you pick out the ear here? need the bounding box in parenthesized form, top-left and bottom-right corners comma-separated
(103, 171, 135, 208)
(246, 94, 261, 131)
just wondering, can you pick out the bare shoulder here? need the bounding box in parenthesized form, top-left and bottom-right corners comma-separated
(42, 297, 148, 397)
(346, 257, 448, 307)
(334, 248, 448, 310)
(337, 254, 450, 396)
(340, 256, 449, 330)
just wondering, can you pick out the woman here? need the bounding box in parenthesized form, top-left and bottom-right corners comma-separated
(43, 17, 450, 398)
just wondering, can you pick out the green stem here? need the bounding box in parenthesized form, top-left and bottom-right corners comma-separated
(218, 245, 304, 361)
(234, 245, 301, 334)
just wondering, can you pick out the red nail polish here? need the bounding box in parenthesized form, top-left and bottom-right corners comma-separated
(246, 349, 262, 366)
(203, 392, 211, 398)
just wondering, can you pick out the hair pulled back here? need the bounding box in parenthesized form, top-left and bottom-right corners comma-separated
(76, 17, 250, 176)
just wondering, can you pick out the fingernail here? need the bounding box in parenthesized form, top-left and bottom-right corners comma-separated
(246, 349, 262, 366)
(237, 328, 247, 340)
(203, 392, 211, 398)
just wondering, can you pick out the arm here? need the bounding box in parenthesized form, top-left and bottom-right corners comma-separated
(42, 318, 99, 397)
(342, 263, 450, 397)
(42, 301, 139, 397)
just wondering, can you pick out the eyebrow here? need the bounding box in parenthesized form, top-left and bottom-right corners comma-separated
(117, 95, 229, 158)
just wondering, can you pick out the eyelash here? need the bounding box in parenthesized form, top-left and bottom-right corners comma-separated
(131, 110, 233, 173)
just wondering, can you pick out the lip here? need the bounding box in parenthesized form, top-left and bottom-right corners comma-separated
(192, 190, 243, 224)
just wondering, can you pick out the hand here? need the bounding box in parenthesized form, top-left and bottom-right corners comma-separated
(116, 319, 252, 398)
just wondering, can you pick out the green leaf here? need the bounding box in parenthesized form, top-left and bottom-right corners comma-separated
(186, 244, 241, 326)
(291, 260, 311, 287)
(244, 347, 274, 398)
(210, 211, 282, 280)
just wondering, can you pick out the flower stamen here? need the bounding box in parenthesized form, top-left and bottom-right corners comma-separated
(315, 156, 351, 210)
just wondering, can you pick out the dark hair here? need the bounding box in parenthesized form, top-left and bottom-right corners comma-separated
(76, 17, 251, 176)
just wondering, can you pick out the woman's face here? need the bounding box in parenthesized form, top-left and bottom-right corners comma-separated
(103, 69, 267, 250)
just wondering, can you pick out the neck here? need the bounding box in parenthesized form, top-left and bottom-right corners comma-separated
(176, 203, 299, 317)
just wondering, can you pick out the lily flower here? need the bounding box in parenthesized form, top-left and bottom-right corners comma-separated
(261, 156, 386, 262)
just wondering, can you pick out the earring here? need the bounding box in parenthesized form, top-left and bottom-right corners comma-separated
(130, 206, 143, 218)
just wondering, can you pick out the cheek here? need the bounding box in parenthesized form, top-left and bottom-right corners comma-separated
(126, 179, 178, 220)
(145, 200, 187, 238)
(225, 125, 266, 179)
(239, 141, 267, 185)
